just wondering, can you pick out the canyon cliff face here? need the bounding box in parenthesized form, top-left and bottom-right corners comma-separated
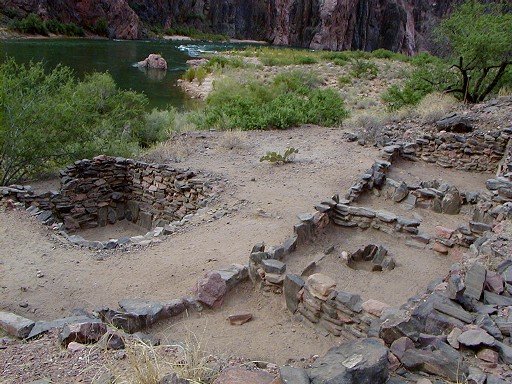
(1, 0, 461, 53)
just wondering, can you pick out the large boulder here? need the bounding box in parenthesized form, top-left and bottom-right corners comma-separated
(137, 54, 168, 70)
(308, 338, 389, 384)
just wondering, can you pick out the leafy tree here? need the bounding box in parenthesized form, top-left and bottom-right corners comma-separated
(0, 59, 147, 185)
(436, 0, 512, 102)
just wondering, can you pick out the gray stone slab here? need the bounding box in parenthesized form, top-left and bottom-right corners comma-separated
(484, 291, 512, 306)
(0, 311, 35, 338)
(284, 274, 305, 313)
(280, 366, 310, 384)
(261, 259, 286, 274)
(28, 315, 98, 339)
(465, 263, 486, 300)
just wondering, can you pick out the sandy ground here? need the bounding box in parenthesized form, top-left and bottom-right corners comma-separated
(0, 125, 495, 382)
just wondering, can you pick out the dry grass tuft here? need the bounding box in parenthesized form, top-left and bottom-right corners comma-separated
(95, 329, 222, 384)
(498, 85, 512, 97)
(414, 92, 458, 124)
(218, 129, 248, 150)
(143, 136, 195, 163)
(344, 112, 391, 146)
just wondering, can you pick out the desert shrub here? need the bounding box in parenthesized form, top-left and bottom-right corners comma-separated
(414, 92, 458, 123)
(11, 13, 48, 35)
(350, 59, 378, 78)
(195, 67, 208, 85)
(344, 113, 390, 146)
(219, 129, 247, 150)
(243, 47, 319, 66)
(347, 50, 372, 60)
(338, 76, 352, 86)
(192, 70, 348, 130)
(0, 59, 147, 185)
(134, 108, 175, 148)
(381, 56, 455, 111)
(371, 49, 409, 62)
(91, 17, 108, 36)
(333, 57, 350, 66)
(204, 56, 246, 71)
(320, 51, 350, 62)
(182, 68, 197, 82)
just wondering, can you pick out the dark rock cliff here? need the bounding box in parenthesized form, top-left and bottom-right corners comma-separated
(1, 0, 462, 53)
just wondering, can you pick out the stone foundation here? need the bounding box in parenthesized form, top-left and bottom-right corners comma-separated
(1, 155, 219, 238)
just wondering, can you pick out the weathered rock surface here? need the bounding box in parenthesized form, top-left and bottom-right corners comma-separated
(308, 338, 389, 384)
(137, 54, 167, 70)
(195, 272, 227, 308)
(1, 0, 460, 53)
(0, 311, 35, 338)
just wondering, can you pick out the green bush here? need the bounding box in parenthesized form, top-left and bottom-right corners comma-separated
(12, 13, 48, 35)
(320, 51, 350, 61)
(350, 59, 379, 78)
(370, 49, 409, 61)
(338, 76, 352, 86)
(195, 67, 208, 84)
(381, 56, 456, 110)
(135, 108, 175, 147)
(0, 59, 148, 185)
(192, 70, 348, 130)
(92, 17, 108, 36)
(11, 14, 84, 36)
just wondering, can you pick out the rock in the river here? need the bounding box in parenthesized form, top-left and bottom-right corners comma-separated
(137, 54, 168, 70)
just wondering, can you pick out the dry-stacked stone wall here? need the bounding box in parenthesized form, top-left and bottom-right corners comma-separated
(400, 128, 512, 172)
(1, 155, 218, 235)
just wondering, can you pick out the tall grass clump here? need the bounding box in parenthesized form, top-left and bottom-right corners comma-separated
(191, 70, 348, 130)
(239, 47, 319, 66)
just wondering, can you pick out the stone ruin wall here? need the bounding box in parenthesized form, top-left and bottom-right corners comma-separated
(1, 155, 216, 232)
(247, 128, 512, 341)
(397, 128, 512, 173)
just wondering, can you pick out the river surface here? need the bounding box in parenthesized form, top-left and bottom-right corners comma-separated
(0, 38, 241, 110)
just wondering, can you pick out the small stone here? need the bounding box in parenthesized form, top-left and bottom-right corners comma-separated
(485, 271, 504, 294)
(195, 272, 227, 309)
(477, 348, 499, 363)
(228, 312, 252, 326)
(261, 259, 286, 274)
(0, 311, 35, 338)
(447, 328, 462, 349)
(390, 337, 414, 359)
(36, 270, 44, 278)
(362, 299, 391, 317)
(306, 273, 336, 297)
(435, 226, 454, 239)
(432, 242, 449, 255)
(457, 329, 495, 347)
(67, 341, 86, 352)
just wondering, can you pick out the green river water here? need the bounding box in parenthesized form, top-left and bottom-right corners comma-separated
(0, 38, 240, 110)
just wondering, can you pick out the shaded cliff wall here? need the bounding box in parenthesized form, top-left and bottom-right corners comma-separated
(1, 0, 463, 53)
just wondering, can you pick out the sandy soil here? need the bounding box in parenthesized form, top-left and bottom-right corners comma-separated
(0, 124, 497, 382)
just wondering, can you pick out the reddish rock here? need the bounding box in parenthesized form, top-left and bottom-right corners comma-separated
(213, 367, 277, 384)
(137, 54, 168, 70)
(432, 242, 449, 255)
(228, 312, 253, 326)
(59, 320, 107, 347)
(485, 271, 504, 294)
(388, 352, 400, 372)
(362, 299, 391, 317)
(390, 336, 415, 359)
(67, 341, 87, 352)
(477, 348, 499, 364)
(306, 273, 336, 297)
(435, 226, 455, 239)
(195, 272, 227, 309)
